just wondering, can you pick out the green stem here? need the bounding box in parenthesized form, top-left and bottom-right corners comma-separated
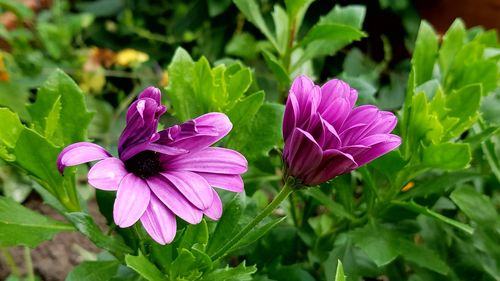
(1, 248, 20, 277)
(210, 179, 297, 261)
(23, 247, 35, 281)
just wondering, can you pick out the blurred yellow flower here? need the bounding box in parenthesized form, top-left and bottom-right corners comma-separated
(115, 49, 149, 67)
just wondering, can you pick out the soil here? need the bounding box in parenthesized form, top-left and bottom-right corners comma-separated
(0, 194, 107, 281)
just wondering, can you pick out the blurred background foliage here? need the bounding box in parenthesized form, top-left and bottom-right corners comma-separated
(0, 0, 499, 280)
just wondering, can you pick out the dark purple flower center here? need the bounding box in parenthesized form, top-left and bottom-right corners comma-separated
(124, 151, 162, 179)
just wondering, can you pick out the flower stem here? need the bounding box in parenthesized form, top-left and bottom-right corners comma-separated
(210, 179, 297, 261)
(23, 246, 35, 281)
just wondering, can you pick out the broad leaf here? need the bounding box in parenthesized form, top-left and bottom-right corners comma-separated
(450, 187, 497, 224)
(421, 142, 471, 170)
(126, 251, 166, 281)
(202, 262, 257, 281)
(411, 21, 438, 86)
(0, 196, 73, 247)
(66, 260, 119, 281)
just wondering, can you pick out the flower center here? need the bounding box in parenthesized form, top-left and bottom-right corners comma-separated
(124, 150, 162, 179)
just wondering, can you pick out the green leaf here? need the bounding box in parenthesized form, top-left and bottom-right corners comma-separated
(450, 187, 497, 224)
(422, 142, 471, 170)
(66, 212, 133, 254)
(227, 91, 265, 130)
(272, 5, 289, 54)
(235, 217, 286, 249)
(66, 261, 120, 281)
(178, 219, 209, 250)
(411, 21, 438, 86)
(0, 196, 73, 247)
(443, 84, 481, 139)
(306, 189, 354, 220)
(293, 5, 366, 68)
(227, 68, 252, 104)
(225, 33, 259, 59)
(202, 261, 257, 281)
(391, 200, 474, 234)
(166, 48, 198, 122)
(284, 0, 314, 33)
(299, 23, 365, 47)
(350, 223, 400, 266)
(169, 248, 197, 279)
(233, 0, 279, 51)
(334, 260, 345, 281)
(0, 108, 24, 149)
(27, 69, 93, 146)
(398, 240, 449, 275)
(226, 103, 284, 161)
(439, 19, 466, 77)
(262, 50, 290, 86)
(125, 251, 166, 281)
(207, 195, 244, 256)
(0, 0, 34, 20)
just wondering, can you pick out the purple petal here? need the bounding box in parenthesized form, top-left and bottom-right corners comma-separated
(354, 134, 402, 166)
(138, 86, 162, 104)
(340, 105, 378, 131)
(140, 194, 177, 245)
(318, 97, 350, 129)
(119, 97, 163, 158)
(362, 111, 398, 136)
(88, 158, 128, 191)
(283, 93, 300, 142)
(304, 149, 358, 185)
(113, 174, 150, 228)
(197, 172, 244, 192)
(288, 76, 321, 130)
(157, 113, 232, 153)
(283, 128, 323, 180)
(319, 79, 358, 110)
(291, 75, 315, 107)
(161, 171, 214, 210)
(147, 176, 203, 224)
(166, 147, 248, 175)
(146, 143, 188, 155)
(57, 142, 111, 173)
(203, 189, 222, 220)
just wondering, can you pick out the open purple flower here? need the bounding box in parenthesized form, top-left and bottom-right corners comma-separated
(57, 87, 247, 244)
(283, 75, 401, 186)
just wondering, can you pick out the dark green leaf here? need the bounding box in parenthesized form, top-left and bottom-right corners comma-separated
(351, 223, 400, 266)
(66, 261, 120, 281)
(178, 219, 208, 250)
(262, 50, 290, 86)
(227, 91, 264, 130)
(450, 187, 497, 224)
(233, 0, 278, 51)
(207, 195, 244, 256)
(398, 240, 449, 275)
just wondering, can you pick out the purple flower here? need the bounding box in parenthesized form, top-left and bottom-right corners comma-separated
(57, 87, 247, 244)
(283, 75, 401, 186)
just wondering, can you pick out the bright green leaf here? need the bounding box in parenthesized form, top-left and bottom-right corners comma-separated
(411, 21, 438, 86)
(125, 251, 166, 281)
(262, 50, 290, 86)
(350, 223, 400, 266)
(422, 142, 471, 170)
(207, 195, 244, 256)
(227, 91, 264, 130)
(227, 68, 252, 104)
(0, 196, 73, 247)
(0, 108, 24, 148)
(439, 19, 466, 77)
(202, 261, 257, 281)
(178, 219, 209, 250)
(334, 260, 345, 281)
(299, 23, 365, 47)
(27, 69, 93, 146)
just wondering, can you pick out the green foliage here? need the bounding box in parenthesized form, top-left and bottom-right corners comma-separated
(66, 261, 120, 281)
(0, 196, 73, 247)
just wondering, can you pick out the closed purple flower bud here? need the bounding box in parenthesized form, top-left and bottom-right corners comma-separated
(283, 75, 401, 186)
(57, 87, 248, 244)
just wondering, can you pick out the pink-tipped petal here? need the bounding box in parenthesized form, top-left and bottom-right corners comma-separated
(140, 194, 177, 245)
(203, 189, 222, 220)
(157, 113, 233, 153)
(161, 171, 214, 210)
(197, 172, 244, 192)
(166, 147, 248, 175)
(57, 142, 111, 173)
(355, 134, 402, 166)
(113, 174, 150, 228)
(147, 176, 203, 224)
(88, 158, 128, 191)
